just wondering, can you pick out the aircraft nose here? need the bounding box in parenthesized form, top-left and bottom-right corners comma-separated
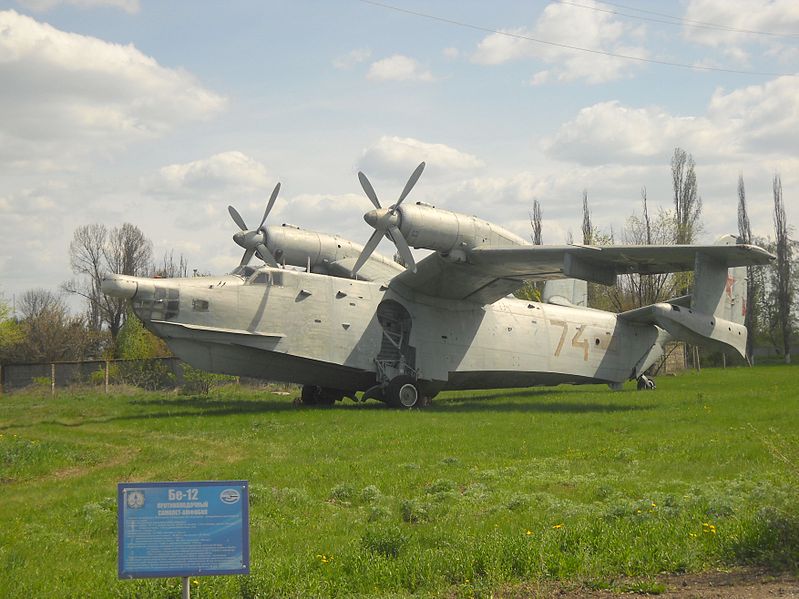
(101, 274, 139, 299)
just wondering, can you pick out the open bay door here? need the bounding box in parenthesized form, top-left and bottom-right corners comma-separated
(375, 299, 416, 383)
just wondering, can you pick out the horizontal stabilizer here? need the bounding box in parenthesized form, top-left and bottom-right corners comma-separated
(618, 302, 747, 358)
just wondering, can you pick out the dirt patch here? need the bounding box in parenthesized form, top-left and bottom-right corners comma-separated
(655, 570, 799, 598)
(496, 569, 799, 598)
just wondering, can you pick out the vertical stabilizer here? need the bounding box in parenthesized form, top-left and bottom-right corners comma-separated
(691, 234, 747, 324)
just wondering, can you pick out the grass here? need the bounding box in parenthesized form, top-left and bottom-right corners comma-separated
(0, 365, 797, 597)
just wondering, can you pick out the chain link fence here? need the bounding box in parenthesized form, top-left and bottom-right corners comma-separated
(0, 358, 184, 394)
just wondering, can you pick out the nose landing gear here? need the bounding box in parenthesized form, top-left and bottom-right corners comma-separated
(636, 375, 656, 390)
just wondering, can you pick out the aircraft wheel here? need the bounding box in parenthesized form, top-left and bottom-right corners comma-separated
(636, 375, 656, 390)
(300, 384, 320, 405)
(317, 388, 344, 405)
(388, 375, 420, 408)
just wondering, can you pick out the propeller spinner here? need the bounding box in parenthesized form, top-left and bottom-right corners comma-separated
(351, 162, 425, 276)
(228, 182, 281, 268)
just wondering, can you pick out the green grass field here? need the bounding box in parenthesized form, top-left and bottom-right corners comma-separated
(1, 366, 798, 598)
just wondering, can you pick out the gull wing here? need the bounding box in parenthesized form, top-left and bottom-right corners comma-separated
(389, 243, 774, 305)
(328, 255, 404, 282)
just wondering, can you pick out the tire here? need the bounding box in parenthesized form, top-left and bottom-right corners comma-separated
(388, 375, 419, 408)
(636, 376, 656, 391)
(317, 388, 344, 405)
(300, 384, 320, 405)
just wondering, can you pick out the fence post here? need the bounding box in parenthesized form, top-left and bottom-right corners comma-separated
(105, 360, 110, 394)
(51, 363, 55, 397)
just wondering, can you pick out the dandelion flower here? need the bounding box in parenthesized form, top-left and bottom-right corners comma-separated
(552, 523, 563, 529)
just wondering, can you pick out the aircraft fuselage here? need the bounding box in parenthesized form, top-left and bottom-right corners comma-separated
(123, 267, 664, 395)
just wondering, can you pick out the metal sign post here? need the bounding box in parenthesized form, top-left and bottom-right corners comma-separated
(118, 480, 249, 587)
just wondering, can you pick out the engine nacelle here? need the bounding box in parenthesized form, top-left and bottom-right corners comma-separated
(263, 225, 397, 275)
(397, 203, 528, 254)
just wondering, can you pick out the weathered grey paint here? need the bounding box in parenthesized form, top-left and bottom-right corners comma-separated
(105, 267, 661, 394)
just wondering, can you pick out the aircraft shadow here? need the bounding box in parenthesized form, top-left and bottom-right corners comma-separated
(426, 400, 651, 414)
(0, 391, 652, 431)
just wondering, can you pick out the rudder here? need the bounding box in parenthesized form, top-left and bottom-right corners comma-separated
(692, 234, 747, 325)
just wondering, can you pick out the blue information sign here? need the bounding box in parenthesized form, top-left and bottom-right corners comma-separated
(118, 480, 249, 579)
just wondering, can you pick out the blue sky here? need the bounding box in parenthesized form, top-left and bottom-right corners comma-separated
(1, 0, 797, 311)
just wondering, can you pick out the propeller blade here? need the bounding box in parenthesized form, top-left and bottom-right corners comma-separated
(352, 229, 384, 276)
(255, 242, 279, 267)
(260, 182, 281, 229)
(394, 161, 425, 211)
(389, 225, 416, 273)
(239, 247, 256, 267)
(228, 206, 248, 231)
(358, 172, 381, 209)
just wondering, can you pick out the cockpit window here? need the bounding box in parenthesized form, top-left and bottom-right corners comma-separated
(250, 272, 271, 285)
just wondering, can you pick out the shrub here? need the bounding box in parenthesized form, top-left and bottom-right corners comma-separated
(361, 525, 407, 558)
(181, 364, 236, 395)
(329, 483, 356, 503)
(360, 485, 381, 503)
(400, 499, 430, 523)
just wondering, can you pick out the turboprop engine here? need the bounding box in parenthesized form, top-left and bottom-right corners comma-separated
(389, 202, 528, 259)
(351, 162, 527, 275)
(227, 183, 397, 278)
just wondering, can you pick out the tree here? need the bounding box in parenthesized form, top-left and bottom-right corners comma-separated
(581, 190, 593, 245)
(671, 147, 702, 245)
(772, 174, 794, 363)
(106, 223, 153, 279)
(737, 173, 761, 363)
(64, 223, 153, 342)
(12, 289, 101, 363)
(154, 250, 189, 278)
(517, 199, 544, 302)
(530, 199, 542, 245)
(591, 204, 679, 313)
(670, 147, 703, 316)
(0, 296, 23, 363)
(65, 223, 107, 331)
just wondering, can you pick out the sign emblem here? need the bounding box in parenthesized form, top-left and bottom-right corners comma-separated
(126, 490, 145, 509)
(220, 488, 241, 504)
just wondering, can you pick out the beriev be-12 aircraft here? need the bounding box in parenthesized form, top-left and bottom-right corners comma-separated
(102, 163, 774, 407)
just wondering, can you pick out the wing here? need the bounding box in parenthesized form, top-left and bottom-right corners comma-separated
(390, 243, 774, 305)
(328, 255, 404, 282)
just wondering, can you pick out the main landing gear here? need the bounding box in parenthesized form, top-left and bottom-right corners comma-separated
(636, 375, 656, 390)
(388, 375, 420, 408)
(300, 385, 344, 406)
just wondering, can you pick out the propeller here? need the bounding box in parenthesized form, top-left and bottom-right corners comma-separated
(228, 182, 281, 268)
(351, 162, 425, 276)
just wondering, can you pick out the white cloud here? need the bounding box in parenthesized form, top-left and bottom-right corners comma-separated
(472, 1, 648, 84)
(707, 76, 799, 153)
(146, 151, 273, 198)
(530, 70, 551, 86)
(358, 136, 484, 179)
(16, 0, 140, 13)
(544, 75, 799, 166)
(682, 0, 799, 48)
(0, 10, 225, 171)
(542, 102, 723, 165)
(443, 47, 459, 60)
(332, 48, 371, 69)
(366, 54, 434, 82)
